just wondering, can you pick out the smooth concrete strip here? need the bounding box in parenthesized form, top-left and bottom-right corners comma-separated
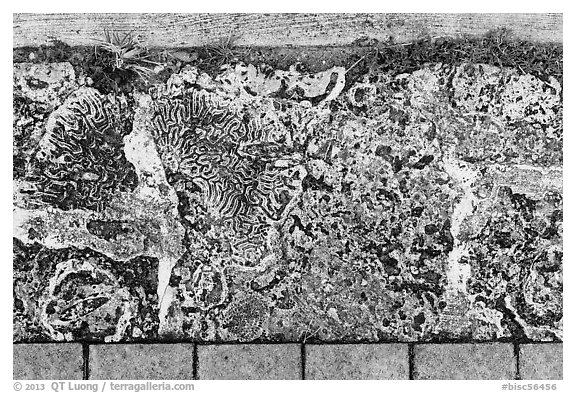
(13, 13, 562, 48)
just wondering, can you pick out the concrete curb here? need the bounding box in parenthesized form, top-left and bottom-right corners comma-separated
(13, 13, 562, 48)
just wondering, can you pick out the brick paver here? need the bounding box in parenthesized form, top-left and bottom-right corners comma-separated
(89, 344, 195, 379)
(13, 343, 84, 380)
(14, 342, 563, 380)
(197, 344, 301, 380)
(413, 343, 516, 380)
(519, 344, 563, 380)
(305, 344, 408, 379)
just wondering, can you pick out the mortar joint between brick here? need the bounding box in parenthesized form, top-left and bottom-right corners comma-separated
(82, 343, 90, 380)
(408, 343, 415, 380)
(301, 343, 306, 380)
(193, 343, 199, 380)
(514, 342, 521, 380)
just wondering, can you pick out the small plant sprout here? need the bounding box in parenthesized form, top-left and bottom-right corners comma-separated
(203, 33, 249, 69)
(96, 30, 162, 80)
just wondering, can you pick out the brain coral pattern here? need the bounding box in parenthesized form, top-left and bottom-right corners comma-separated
(151, 89, 303, 266)
(26, 88, 138, 212)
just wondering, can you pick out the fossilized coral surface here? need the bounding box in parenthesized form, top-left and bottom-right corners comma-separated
(13, 60, 562, 343)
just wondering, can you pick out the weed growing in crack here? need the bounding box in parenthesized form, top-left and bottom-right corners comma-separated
(200, 34, 250, 71)
(374, 28, 563, 83)
(95, 30, 162, 80)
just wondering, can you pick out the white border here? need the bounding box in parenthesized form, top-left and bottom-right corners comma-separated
(2, 3, 572, 391)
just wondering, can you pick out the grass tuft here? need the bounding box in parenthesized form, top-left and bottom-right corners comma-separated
(199, 34, 250, 71)
(95, 30, 161, 80)
(375, 28, 562, 83)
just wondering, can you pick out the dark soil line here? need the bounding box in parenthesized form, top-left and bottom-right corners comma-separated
(13, 28, 563, 97)
(13, 338, 563, 345)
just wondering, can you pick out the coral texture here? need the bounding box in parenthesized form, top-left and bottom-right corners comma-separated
(14, 61, 562, 343)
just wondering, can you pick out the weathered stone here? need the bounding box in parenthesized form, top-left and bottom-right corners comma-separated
(519, 344, 563, 380)
(13, 240, 160, 342)
(13, 58, 562, 343)
(305, 344, 408, 379)
(89, 344, 195, 379)
(13, 343, 83, 380)
(413, 343, 516, 379)
(197, 344, 301, 379)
